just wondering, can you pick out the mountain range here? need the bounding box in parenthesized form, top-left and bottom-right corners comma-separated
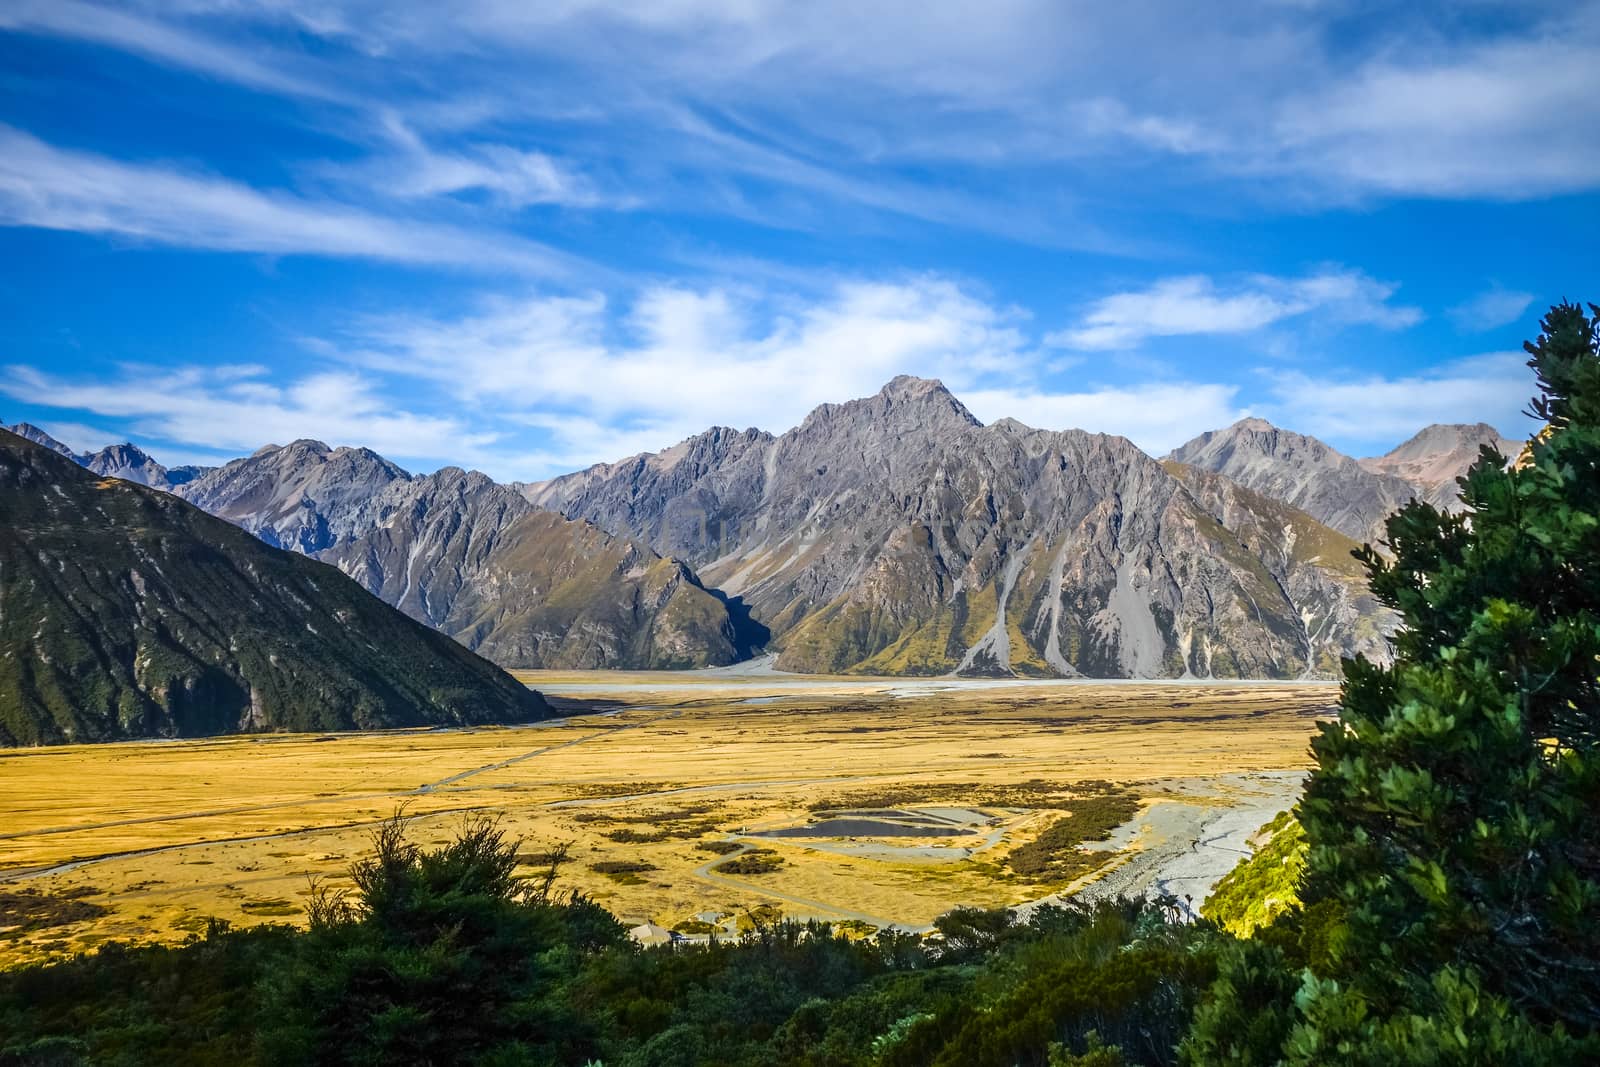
(0, 429, 548, 745)
(5, 382, 1517, 681)
(4, 422, 210, 491)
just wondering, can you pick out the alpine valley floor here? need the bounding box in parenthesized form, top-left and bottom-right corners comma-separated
(0, 674, 1335, 967)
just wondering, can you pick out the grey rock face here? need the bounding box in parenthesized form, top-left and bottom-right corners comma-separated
(1167, 418, 1424, 545)
(1359, 423, 1519, 510)
(0, 424, 213, 491)
(532, 378, 1394, 678)
(175, 440, 410, 551)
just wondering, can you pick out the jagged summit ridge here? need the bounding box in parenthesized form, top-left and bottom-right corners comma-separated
(532, 380, 1395, 678)
(0, 421, 212, 491)
(169, 439, 745, 670)
(25, 377, 1504, 680)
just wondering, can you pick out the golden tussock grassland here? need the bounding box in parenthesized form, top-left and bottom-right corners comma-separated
(0, 675, 1334, 966)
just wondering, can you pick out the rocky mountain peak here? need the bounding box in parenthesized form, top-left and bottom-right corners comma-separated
(1360, 422, 1520, 509)
(1169, 420, 1420, 544)
(798, 375, 981, 436)
(1367, 422, 1516, 463)
(1232, 416, 1278, 433)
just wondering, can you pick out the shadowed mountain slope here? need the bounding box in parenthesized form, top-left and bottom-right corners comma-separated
(0, 430, 549, 746)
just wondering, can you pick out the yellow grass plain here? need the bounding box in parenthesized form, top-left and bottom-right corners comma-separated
(0, 675, 1335, 967)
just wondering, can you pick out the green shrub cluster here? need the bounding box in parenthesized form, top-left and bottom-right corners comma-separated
(714, 848, 787, 875)
(1005, 790, 1140, 880)
(1198, 811, 1304, 937)
(1187, 302, 1600, 1062)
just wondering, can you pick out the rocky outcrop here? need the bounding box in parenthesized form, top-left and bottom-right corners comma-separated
(175, 439, 410, 551)
(83, 442, 206, 490)
(3, 422, 78, 459)
(0, 430, 549, 746)
(321, 471, 746, 669)
(1, 424, 211, 490)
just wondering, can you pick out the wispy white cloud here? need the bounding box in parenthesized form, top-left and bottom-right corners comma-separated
(1269, 14, 1600, 198)
(1050, 269, 1422, 350)
(5, 0, 1590, 286)
(340, 277, 1035, 471)
(0, 0, 352, 103)
(59, 0, 1594, 205)
(1263, 352, 1538, 449)
(0, 363, 499, 463)
(0, 126, 579, 274)
(4, 272, 1540, 478)
(1449, 286, 1536, 332)
(326, 113, 616, 210)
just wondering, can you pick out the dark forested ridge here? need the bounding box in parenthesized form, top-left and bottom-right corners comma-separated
(0, 430, 549, 745)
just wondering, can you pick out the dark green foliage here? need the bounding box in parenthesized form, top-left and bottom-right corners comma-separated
(261, 815, 610, 1065)
(881, 900, 1215, 1067)
(1193, 302, 1600, 1061)
(0, 922, 301, 1065)
(589, 860, 658, 875)
(0, 431, 549, 745)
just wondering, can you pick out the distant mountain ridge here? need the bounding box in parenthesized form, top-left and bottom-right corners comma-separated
(173, 442, 747, 669)
(20, 384, 1518, 679)
(1358, 422, 1518, 510)
(1166, 418, 1423, 545)
(530, 377, 1396, 678)
(0, 422, 209, 491)
(1167, 418, 1515, 544)
(0, 429, 548, 746)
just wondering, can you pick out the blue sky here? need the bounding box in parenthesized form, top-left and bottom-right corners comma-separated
(1, 1, 1596, 479)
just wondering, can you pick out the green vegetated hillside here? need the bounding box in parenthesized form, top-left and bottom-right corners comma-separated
(1200, 811, 1305, 937)
(0, 430, 549, 746)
